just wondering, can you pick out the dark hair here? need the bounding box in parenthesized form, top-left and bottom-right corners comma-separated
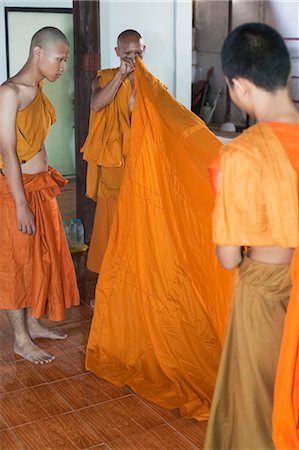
(117, 29, 142, 46)
(221, 23, 290, 91)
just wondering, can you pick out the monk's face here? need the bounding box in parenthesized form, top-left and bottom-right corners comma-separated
(36, 40, 69, 82)
(115, 37, 145, 64)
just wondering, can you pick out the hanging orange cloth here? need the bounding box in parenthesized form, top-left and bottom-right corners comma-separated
(85, 59, 234, 420)
(81, 68, 131, 200)
(0, 82, 56, 169)
(212, 122, 299, 449)
(81, 69, 132, 273)
(269, 122, 299, 450)
(0, 168, 80, 320)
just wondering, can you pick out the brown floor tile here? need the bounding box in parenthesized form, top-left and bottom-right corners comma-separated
(77, 396, 165, 443)
(0, 429, 23, 449)
(171, 418, 207, 448)
(14, 360, 48, 388)
(12, 416, 77, 450)
(0, 363, 25, 394)
(56, 410, 105, 449)
(0, 384, 72, 427)
(36, 350, 83, 382)
(108, 423, 198, 449)
(57, 346, 87, 373)
(141, 398, 181, 422)
(53, 373, 129, 410)
(44, 322, 90, 352)
(0, 411, 9, 432)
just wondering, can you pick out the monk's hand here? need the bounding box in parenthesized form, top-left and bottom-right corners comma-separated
(16, 204, 36, 235)
(119, 58, 135, 78)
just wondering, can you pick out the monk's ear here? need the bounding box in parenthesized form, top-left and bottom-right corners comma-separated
(32, 46, 42, 59)
(231, 77, 248, 98)
(115, 47, 120, 57)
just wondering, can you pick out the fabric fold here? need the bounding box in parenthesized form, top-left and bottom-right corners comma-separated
(0, 167, 80, 320)
(86, 59, 234, 420)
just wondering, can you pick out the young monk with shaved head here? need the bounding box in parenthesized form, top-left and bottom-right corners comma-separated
(81, 29, 145, 280)
(0, 27, 80, 364)
(204, 23, 299, 449)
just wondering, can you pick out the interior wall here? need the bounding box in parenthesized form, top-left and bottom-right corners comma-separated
(100, 0, 192, 108)
(194, 0, 299, 125)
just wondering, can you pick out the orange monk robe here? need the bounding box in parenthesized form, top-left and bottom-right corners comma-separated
(86, 59, 234, 420)
(0, 83, 80, 320)
(211, 122, 299, 449)
(81, 69, 132, 273)
(0, 82, 55, 169)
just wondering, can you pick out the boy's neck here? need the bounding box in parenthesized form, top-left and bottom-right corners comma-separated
(253, 88, 299, 124)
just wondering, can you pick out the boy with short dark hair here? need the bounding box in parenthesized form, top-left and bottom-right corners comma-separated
(204, 22, 299, 450)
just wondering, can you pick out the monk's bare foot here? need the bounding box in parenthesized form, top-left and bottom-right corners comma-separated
(90, 299, 95, 308)
(14, 341, 55, 364)
(28, 318, 67, 340)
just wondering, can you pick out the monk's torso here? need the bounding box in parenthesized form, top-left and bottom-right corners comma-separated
(0, 81, 55, 174)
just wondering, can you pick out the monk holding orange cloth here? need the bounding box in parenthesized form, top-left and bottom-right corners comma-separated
(81, 29, 145, 275)
(204, 23, 299, 450)
(0, 27, 80, 364)
(86, 57, 234, 421)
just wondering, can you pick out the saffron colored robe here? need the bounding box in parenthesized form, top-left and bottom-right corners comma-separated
(85, 59, 234, 420)
(0, 84, 80, 320)
(81, 69, 132, 273)
(208, 122, 299, 449)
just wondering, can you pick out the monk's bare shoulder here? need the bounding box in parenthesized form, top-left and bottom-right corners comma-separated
(0, 82, 19, 111)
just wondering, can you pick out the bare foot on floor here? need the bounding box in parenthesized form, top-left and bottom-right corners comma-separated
(14, 341, 55, 364)
(28, 319, 67, 340)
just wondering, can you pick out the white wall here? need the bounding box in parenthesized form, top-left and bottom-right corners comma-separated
(100, 0, 192, 108)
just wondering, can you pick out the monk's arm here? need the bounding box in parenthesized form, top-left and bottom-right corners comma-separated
(214, 169, 242, 269)
(0, 85, 35, 235)
(91, 58, 134, 112)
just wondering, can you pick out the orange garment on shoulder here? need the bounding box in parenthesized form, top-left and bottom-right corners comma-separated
(86, 59, 234, 420)
(80, 68, 132, 201)
(212, 122, 299, 449)
(0, 82, 56, 169)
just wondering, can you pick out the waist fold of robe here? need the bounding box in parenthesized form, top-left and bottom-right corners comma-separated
(0, 168, 80, 320)
(85, 58, 234, 420)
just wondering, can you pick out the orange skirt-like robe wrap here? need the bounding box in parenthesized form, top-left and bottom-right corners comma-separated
(0, 167, 80, 320)
(85, 59, 234, 420)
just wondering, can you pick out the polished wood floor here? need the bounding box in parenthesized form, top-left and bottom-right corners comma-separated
(0, 180, 207, 449)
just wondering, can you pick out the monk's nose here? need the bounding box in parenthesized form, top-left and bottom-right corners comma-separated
(60, 61, 66, 72)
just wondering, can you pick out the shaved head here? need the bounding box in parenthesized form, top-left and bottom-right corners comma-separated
(30, 27, 69, 52)
(117, 29, 142, 46)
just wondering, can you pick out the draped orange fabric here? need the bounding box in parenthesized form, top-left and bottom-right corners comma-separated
(0, 82, 56, 169)
(81, 69, 132, 273)
(0, 168, 80, 320)
(80, 69, 131, 201)
(270, 122, 299, 450)
(85, 59, 234, 419)
(212, 122, 299, 449)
